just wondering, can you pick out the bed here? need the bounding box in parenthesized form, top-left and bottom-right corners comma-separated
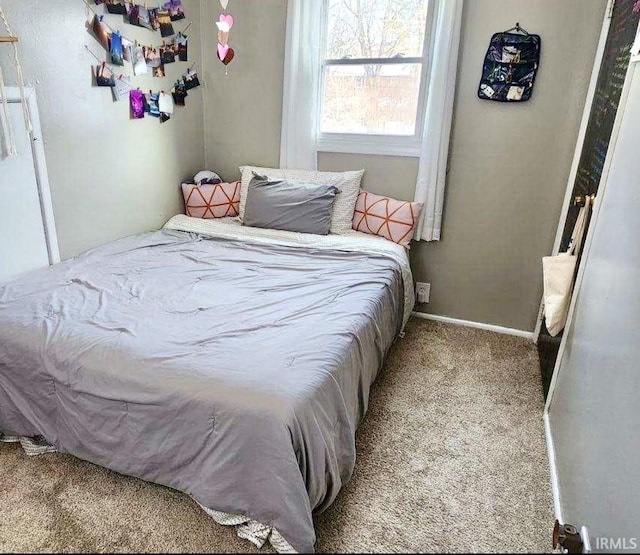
(0, 215, 414, 553)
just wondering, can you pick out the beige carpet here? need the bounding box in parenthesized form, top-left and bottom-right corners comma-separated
(0, 319, 554, 553)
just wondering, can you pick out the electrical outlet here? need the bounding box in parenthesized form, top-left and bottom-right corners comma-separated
(416, 282, 431, 304)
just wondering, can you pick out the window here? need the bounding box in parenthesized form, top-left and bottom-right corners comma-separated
(318, 0, 433, 156)
(281, 0, 462, 240)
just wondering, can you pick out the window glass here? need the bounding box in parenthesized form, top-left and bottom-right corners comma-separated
(326, 0, 429, 60)
(321, 63, 423, 135)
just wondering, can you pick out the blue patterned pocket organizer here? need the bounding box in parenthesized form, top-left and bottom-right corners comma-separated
(478, 27, 541, 103)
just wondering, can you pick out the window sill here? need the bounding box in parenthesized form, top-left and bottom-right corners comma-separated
(317, 135, 422, 158)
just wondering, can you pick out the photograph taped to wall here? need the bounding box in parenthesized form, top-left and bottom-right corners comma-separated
(132, 45, 148, 76)
(157, 10, 175, 37)
(137, 6, 153, 30)
(144, 47, 161, 68)
(130, 89, 145, 119)
(127, 3, 141, 26)
(164, 0, 185, 21)
(173, 83, 188, 106)
(158, 92, 174, 114)
(95, 64, 115, 87)
(183, 68, 200, 90)
(146, 92, 161, 117)
(112, 75, 131, 101)
(161, 42, 176, 64)
(149, 8, 160, 31)
(109, 32, 124, 66)
(122, 37, 133, 63)
(141, 93, 150, 113)
(91, 15, 110, 50)
(176, 32, 188, 61)
(105, 0, 126, 15)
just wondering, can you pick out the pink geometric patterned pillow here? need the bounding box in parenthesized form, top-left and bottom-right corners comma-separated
(352, 190, 423, 247)
(182, 181, 241, 219)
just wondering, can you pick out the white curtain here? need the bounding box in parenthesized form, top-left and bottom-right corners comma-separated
(414, 0, 464, 241)
(279, 0, 324, 170)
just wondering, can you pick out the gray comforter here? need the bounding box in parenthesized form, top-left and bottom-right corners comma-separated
(0, 228, 404, 553)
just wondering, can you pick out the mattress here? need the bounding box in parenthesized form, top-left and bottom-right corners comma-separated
(0, 217, 413, 552)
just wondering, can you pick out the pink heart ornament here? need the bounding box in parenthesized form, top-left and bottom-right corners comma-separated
(217, 42, 230, 62)
(219, 13, 234, 30)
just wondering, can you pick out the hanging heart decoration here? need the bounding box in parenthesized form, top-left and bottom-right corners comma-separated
(222, 48, 235, 66)
(220, 0, 230, 9)
(218, 13, 234, 31)
(217, 43, 230, 62)
(216, 13, 235, 73)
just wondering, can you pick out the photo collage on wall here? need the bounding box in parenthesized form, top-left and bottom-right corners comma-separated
(88, 0, 200, 124)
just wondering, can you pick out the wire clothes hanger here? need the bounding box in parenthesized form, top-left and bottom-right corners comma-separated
(504, 22, 529, 35)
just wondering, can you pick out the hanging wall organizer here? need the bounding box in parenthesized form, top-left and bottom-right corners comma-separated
(478, 23, 541, 103)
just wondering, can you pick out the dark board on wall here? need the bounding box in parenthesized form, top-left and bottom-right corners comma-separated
(560, 0, 640, 250)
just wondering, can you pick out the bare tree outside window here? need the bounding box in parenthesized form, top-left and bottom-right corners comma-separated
(322, 0, 430, 136)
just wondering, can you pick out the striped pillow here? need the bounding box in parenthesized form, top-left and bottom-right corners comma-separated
(352, 190, 423, 247)
(239, 166, 364, 234)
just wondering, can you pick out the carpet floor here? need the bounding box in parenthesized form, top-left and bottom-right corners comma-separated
(0, 319, 554, 553)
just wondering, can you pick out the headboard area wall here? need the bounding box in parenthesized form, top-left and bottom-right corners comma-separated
(200, 0, 607, 332)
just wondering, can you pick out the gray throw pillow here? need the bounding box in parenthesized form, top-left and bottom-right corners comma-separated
(243, 173, 340, 235)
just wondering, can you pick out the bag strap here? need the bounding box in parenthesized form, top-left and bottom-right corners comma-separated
(568, 196, 592, 255)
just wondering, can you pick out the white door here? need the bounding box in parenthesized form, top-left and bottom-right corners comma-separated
(0, 90, 57, 283)
(545, 57, 640, 551)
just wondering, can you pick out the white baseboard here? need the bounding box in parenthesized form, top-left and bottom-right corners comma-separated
(411, 311, 535, 341)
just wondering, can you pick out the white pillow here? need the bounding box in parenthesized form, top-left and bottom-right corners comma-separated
(239, 166, 364, 234)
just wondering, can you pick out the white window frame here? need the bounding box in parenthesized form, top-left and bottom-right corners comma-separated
(316, 0, 436, 158)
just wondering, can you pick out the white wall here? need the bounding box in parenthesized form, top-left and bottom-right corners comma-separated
(0, 0, 205, 259)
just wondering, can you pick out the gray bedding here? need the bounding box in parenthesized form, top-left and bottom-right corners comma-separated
(0, 229, 404, 553)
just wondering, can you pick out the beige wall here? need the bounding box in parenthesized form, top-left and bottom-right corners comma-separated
(202, 0, 606, 332)
(201, 0, 287, 178)
(5, 0, 600, 330)
(0, 0, 205, 259)
(409, 0, 607, 331)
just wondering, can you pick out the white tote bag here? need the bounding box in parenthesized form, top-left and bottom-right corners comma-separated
(543, 197, 592, 337)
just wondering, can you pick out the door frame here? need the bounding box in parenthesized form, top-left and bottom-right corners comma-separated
(2, 87, 59, 266)
(533, 0, 614, 342)
(543, 20, 640, 526)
